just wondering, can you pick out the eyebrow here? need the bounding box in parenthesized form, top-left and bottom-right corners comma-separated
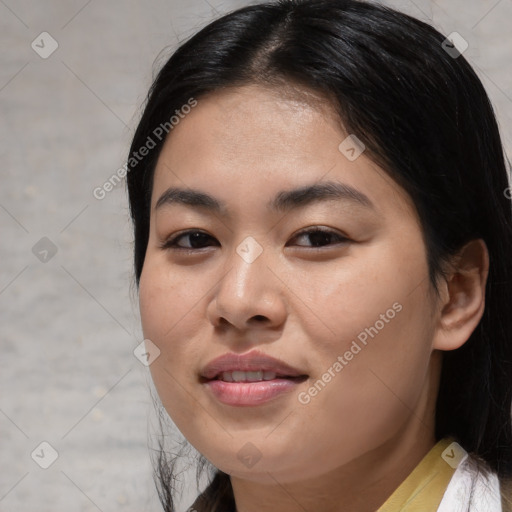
(154, 180, 375, 216)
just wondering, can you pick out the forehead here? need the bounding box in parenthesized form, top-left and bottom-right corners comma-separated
(156, 84, 341, 174)
(151, 84, 416, 221)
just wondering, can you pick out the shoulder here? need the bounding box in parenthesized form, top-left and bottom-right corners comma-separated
(437, 454, 502, 512)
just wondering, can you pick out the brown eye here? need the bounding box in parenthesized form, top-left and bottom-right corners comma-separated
(289, 228, 349, 248)
(161, 231, 219, 250)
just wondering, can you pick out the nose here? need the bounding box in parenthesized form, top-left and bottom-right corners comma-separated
(206, 238, 287, 332)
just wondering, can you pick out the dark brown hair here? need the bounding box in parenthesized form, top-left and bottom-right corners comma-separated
(126, 0, 512, 509)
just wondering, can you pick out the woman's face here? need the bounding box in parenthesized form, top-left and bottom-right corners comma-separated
(139, 84, 440, 484)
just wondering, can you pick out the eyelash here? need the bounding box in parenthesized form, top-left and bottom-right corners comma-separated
(159, 228, 350, 252)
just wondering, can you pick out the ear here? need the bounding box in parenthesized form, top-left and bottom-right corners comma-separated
(432, 239, 489, 351)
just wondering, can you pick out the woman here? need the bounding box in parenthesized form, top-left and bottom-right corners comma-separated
(126, 0, 512, 510)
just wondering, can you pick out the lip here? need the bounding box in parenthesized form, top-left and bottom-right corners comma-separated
(200, 349, 306, 380)
(200, 349, 308, 407)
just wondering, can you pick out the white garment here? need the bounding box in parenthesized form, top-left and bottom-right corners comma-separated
(438, 453, 502, 511)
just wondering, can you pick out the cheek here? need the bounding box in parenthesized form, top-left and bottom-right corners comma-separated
(138, 262, 202, 407)
(139, 259, 203, 343)
(299, 240, 428, 356)
(137, 255, 222, 400)
(293, 248, 434, 440)
(278, 286, 435, 480)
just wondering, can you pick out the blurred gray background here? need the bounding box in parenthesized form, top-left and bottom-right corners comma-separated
(1, 0, 511, 511)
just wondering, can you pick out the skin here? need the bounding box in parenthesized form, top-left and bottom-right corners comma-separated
(138, 84, 489, 512)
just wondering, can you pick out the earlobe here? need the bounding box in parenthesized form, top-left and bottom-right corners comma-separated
(432, 239, 489, 351)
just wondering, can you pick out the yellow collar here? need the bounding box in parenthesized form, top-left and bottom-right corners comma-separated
(377, 437, 462, 512)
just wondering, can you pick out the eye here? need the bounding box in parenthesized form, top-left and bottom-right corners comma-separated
(160, 230, 219, 251)
(160, 227, 349, 252)
(287, 227, 349, 248)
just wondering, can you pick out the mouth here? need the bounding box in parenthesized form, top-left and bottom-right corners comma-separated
(199, 350, 309, 406)
(202, 371, 308, 383)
